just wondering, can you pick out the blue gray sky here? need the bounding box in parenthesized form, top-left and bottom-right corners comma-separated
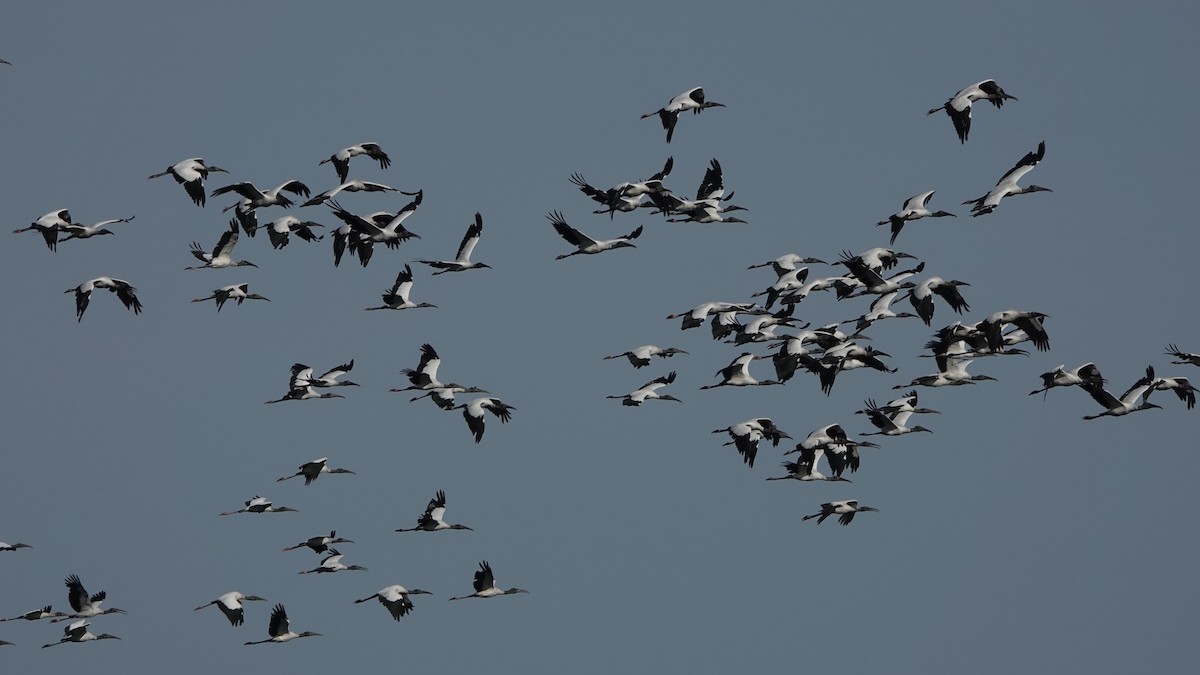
(3, 2, 1199, 673)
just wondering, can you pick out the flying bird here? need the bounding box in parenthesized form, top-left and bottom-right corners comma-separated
(264, 215, 325, 249)
(355, 585, 432, 621)
(211, 180, 310, 213)
(417, 212, 492, 274)
(448, 561, 528, 600)
(276, 457, 356, 485)
(194, 592, 267, 627)
(365, 264, 437, 311)
(219, 496, 298, 515)
(1081, 367, 1162, 420)
(877, 191, 955, 244)
(14, 208, 72, 251)
(548, 210, 642, 260)
(283, 531, 354, 554)
(1, 606, 67, 622)
(905, 277, 971, 326)
(57, 216, 136, 243)
(302, 179, 415, 208)
(963, 141, 1051, 216)
(41, 620, 120, 648)
(66, 276, 143, 322)
(927, 79, 1017, 143)
(53, 575, 127, 622)
(1165, 344, 1200, 367)
(1029, 363, 1104, 398)
(711, 418, 790, 468)
(244, 604, 321, 645)
(298, 552, 367, 575)
(802, 500, 879, 526)
(641, 86, 725, 142)
(604, 345, 688, 369)
(320, 142, 392, 184)
(0, 541, 31, 552)
(191, 283, 269, 311)
(395, 490, 473, 532)
(148, 158, 227, 206)
(186, 221, 257, 269)
(607, 371, 681, 406)
(700, 352, 783, 389)
(456, 397, 515, 443)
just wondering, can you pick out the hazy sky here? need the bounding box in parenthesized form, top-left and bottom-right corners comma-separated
(2, 2, 1199, 673)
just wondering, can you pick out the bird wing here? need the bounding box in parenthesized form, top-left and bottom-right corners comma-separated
(548, 211, 595, 247)
(456, 213, 483, 262)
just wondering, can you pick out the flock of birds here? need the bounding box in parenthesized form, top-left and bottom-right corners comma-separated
(3, 76, 1196, 652)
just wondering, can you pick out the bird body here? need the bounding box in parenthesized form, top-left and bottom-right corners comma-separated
(641, 87, 724, 142)
(41, 620, 120, 648)
(548, 210, 641, 259)
(244, 604, 320, 645)
(802, 500, 879, 526)
(366, 264, 436, 310)
(148, 158, 227, 206)
(448, 561, 528, 600)
(66, 276, 143, 322)
(418, 212, 491, 273)
(219, 496, 298, 515)
(283, 530, 354, 554)
(878, 191, 955, 244)
(355, 585, 432, 620)
(927, 79, 1016, 143)
(186, 221, 256, 269)
(277, 457, 356, 484)
(712, 418, 790, 468)
(608, 371, 681, 406)
(457, 397, 515, 443)
(396, 490, 473, 532)
(55, 575, 126, 622)
(191, 283, 269, 311)
(701, 352, 782, 389)
(194, 592, 267, 627)
(299, 552, 367, 574)
(963, 141, 1051, 216)
(604, 344, 688, 368)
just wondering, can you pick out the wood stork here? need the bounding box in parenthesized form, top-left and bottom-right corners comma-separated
(608, 371, 681, 406)
(456, 397, 515, 443)
(548, 210, 641, 260)
(666, 301, 755, 330)
(861, 400, 934, 436)
(1082, 367, 1162, 420)
(41, 620, 120, 648)
(396, 343, 445, 391)
(0, 640, 11, 646)
(301, 179, 415, 208)
(448, 561, 529, 600)
(849, 247, 918, 273)
(568, 173, 651, 217)
(837, 252, 923, 297)
(979, 309, 1050, 352)
(783, 424, 879, 468)
(711, 418, 790, 468)
(320, 142, 391, 184)
(845, 290, 918, 331)
(1029, 363, 1104, 397)
(58, 216, 136, 243)
(219, 496, 298, 515)
(265, 364, 348, 403)
(877, 191, 955, 244)
(776, 275, 853, 306)
(892, 355, 996, 389)
(854, 390, 939, 416)
(211, 180, 310, 213)
(650, 159, 747, 223)
(700, 352, 783, 389)
(244, 604, 321, 645)
(752, 266, 814, 310)
(395, 490, 473, 532)
(0, 541, 31, 552)
(66, 276, 143, 322)
(569, 157, 674, 217)
(417, 212, 492, 274)
(802, 500, 879, 526)
(53, 575, 126, 622)
(641, 86, 724, 143)
(277, 458, 356, 485)
(283, 530, 354, 554)
(298, 551, 367, 574)
(1, 606, 68, 622)
(264, 215, 324, 249)
(330, 210, 397, 266)
(727, 305, 807, 345)
(355, 585, 432, 621)
(963, 141, 1051, 216)
(1149, 374, 1198, 409)
(766, 446, 851, 482)
(191, 283, 269, 311)
(604, 345, 688, 369)
(904, 277, 970, 326)
(747, 253, 828, 277)
(186, 221, 256, 270)
(365, 264, 437, 311)
(14, 209, 72, 251)
(265, 385, 346, 404)
(148, 158, 227, 206)
(1165, 344, 1200, 367)
(193, 592, 267, 627)
(927, 79, 1017, 143)
(328, 192, 422, 254)
(302, 361, 359, 388)
(408, 385, 490, 410)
